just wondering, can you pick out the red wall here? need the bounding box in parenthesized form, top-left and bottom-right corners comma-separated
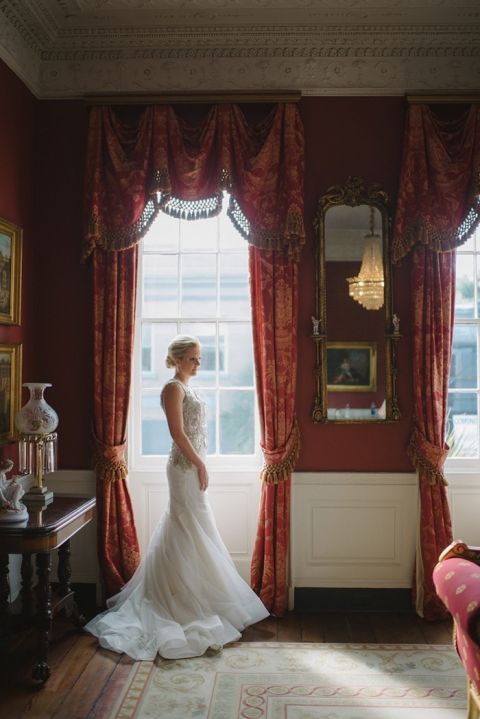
(0, 64, 413, 472)
(297, 97, 412, 471)
(0, 62, 37, 465)
(33, 100, 91, 468)
(0, 60, 91, 469)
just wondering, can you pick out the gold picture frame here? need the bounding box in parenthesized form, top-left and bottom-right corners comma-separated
(0, 217, 22, 325)
(0, 343, 22, 441)
(326, 342, 376, 392)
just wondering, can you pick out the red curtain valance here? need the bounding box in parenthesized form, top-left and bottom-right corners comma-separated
(83, 103, 305, 260)
(393, 105, 480, 263)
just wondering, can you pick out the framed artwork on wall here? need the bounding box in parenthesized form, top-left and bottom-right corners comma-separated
(0, 343, 22, 442)
(326, 342, 377, 392)
(0, 217, 22, 325)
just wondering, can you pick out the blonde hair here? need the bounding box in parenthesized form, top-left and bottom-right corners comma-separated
(165, 335, 200, 368)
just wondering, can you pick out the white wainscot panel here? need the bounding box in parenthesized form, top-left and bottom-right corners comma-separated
(447, 473, 480, 546)
(292, 473, 418, 589)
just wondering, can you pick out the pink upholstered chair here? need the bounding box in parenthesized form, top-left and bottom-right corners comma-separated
(433, 541, 480, 719)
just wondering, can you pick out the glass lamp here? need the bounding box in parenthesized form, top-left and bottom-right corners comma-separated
(15, 383, 58, 505)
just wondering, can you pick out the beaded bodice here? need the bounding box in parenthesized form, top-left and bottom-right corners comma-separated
(161, 379, 207, 469)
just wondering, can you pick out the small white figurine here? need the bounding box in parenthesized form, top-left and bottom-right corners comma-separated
(392, 313, 400, 335)
(0, 459, 27, 521)
(311, 316, 320, 336)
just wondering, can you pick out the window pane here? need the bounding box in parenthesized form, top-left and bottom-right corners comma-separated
(143, 212, 179, 252)
(180, 216, 218, 252)
(447, 393, 479, 458)
(459, 229, 476, 252)
(219, 323, 254, 387)
(141, 389, 170, 455)
(137, 192, 256, 461)
(219, 209, 246, 250)
(181, 254, 217, 317)
(143, 255, 178, 318)
(142, 322, 177, 389)
(450, 325, 477, 389)
(219, 253, 250, 318)
(219, 390, 255, 454)
(201, 389, 217, 454)
(142, 324, 152, 373)
(455, 254, 474, 319)
(180, 322, 216, 387)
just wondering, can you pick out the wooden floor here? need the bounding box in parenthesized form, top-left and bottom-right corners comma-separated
(0, 610, 453, 719)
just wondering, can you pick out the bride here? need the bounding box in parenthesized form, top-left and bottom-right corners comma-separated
(85, 335, 269, 660)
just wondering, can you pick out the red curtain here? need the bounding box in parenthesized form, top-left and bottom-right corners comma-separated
(84, 104, 304, 258)
(408, 246, 455, 619)
(249, 247, 300, 616)
(92, 246, 141, 596)
(393, 105, 480, 264)
(84, 103, 304, 597)
(393, 104, 480, 619)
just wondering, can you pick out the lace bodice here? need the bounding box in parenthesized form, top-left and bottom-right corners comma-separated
(161, 379, 207, 469)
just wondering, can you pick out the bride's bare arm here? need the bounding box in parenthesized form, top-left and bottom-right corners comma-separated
(162, 382, 209, 491)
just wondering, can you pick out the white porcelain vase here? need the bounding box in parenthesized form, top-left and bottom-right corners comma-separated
(15, 382, 59, 435)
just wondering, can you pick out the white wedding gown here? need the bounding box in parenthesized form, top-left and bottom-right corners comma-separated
(85, 379, 269, 660)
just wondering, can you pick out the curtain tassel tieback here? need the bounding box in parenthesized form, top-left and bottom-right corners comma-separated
(407, 427, 449, 486)
(261, 420, 301, 484)
(92, 435, 128, 483)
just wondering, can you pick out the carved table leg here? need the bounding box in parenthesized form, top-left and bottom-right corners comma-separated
(58, 539, 85, 625)
(57, 540, 71, 597)
(0, 553, 9, 637)
(0, 553, 9, 615)
(33, 552, 52, 683)
(20, 553, 34, 620)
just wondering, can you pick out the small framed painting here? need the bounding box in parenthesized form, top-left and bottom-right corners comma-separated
(327, 342, 376, 392)
(0, 343, 22, 441)
(0, 217, 22, 325)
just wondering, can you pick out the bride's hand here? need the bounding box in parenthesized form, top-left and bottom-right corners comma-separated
(197, 463, 209, 491)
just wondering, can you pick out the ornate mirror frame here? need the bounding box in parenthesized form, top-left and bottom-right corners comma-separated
(312, 176, 401, 424)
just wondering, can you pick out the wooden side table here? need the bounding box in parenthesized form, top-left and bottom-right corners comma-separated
(0, 495, 96, 683)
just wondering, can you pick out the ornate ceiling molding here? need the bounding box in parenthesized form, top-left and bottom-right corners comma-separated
(0, 0, 478, 97)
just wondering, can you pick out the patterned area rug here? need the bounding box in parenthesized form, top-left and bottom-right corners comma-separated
(106, 642, 466, 718)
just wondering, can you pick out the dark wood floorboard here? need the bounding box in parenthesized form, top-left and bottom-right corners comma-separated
(0, 609, 453, 718)
(300, 612, 326, 642)
(346, 613, 376, 643)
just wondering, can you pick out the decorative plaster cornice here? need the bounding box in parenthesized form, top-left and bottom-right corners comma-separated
(46, 25, 480, 50)
(0, 0, 478, 97)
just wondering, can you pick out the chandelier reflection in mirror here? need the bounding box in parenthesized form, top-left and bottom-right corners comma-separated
(347, 206, 384, 310)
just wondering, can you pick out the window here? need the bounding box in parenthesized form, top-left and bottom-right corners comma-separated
(130, 194, 259, 469)
(447, 224, 480, 465)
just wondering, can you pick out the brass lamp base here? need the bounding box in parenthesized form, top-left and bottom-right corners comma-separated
(24, 486, 54, 506)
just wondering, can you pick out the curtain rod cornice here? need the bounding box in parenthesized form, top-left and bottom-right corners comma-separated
(84, 91, 301, 105)
(407, 93, 480, 104)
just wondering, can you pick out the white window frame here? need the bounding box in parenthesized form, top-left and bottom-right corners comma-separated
(128, 209, 262, 474)
(446, 225, 480, 475)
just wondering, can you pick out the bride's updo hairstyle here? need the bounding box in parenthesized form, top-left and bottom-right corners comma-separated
(165, 335, 200, 369)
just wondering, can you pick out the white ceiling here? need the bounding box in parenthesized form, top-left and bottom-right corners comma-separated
(0, 0, 478, 98)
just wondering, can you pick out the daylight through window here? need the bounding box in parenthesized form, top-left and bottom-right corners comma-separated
(447, 223, 480, 462)
(135, 194, 257, 461)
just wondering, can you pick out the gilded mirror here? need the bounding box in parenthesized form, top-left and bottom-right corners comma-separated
(312, 176, 401, 423)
